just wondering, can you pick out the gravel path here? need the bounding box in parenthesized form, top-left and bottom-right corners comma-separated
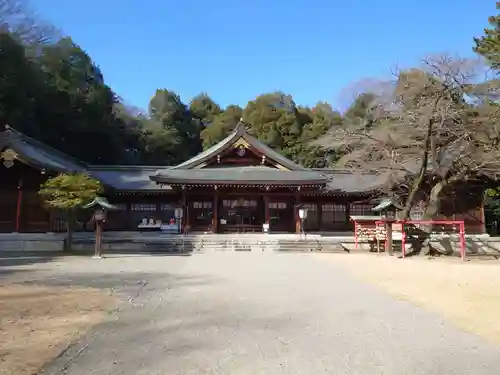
(16, 252, 500, 375)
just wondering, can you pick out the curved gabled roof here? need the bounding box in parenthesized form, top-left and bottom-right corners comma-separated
(171, 122, 308, 171)
(0, 126, 87, 173)
(0, 125, 384, 194)
(152, 165, 328, 186)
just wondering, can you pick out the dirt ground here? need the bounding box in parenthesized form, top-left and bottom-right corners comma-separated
(318, 253, 500, 345)
(0, 284, 115, 375)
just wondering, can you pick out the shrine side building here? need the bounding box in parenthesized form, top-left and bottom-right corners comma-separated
(0, 123, 486, 234)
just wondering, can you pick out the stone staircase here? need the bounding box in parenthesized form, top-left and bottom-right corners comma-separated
(0, 232, 346, 254)
(1, 231, 493, 256)
(140, 234, 345, 253)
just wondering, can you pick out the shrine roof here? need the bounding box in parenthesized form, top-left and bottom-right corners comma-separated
(319, 169, 389, 193)
(171, 122, 307, 171)
(88, 165, 169, 191)
(0, 126, 389, 194)
(151, 166, 328, 186)
(0, 126, 87, 173)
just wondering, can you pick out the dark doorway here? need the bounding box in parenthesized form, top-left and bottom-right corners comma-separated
(219, 197, 264, 233)
(268, 200, 294, 232)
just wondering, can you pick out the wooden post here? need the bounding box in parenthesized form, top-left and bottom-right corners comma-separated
(15, 177, 23, 232)
(295, 194, 301, 233)
(345, 201, 350, 227)
(354, 221, 358, 248)
(264, 195, 270, 224)
(385, 220, 393, 255)
(459, 222, 466, 262)
(182, 189, 189, 233)
(401, 222, 406, 258)
(94, 220, 102, 258)
(317, 202, 323, 232)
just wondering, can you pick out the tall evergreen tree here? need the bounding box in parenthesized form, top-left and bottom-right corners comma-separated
(189, 93, 222, 127)
(243, 92, 303, 159)
(148, 89, 201, 163)
(200, 105, 242, 149)
(474, 2, 500, 71)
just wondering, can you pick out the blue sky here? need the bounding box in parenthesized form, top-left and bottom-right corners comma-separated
(36, 0, 493, 111)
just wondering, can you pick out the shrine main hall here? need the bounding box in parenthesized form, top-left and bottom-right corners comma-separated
(0, 123, 486, 234)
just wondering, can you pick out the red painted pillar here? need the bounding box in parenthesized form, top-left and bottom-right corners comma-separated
(354, 221, 358, 248)
(401, 223, 406, 258)
(212, 189, 219, 233)
(459, 222, 466, 262)
(295, 194, 301, 233)
(182, 189, 189, 234)
(264, 195, 270, 224)
(15, 179, 23, 232)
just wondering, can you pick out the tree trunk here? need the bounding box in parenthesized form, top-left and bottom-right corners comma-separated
(385, 221, 394, 256)
(400, 113, 435, 220)
(400, 175, 425, 220)
(94, 220, 103, 258)
(65, 209, 74, 252)
(415, 182, 446, 256)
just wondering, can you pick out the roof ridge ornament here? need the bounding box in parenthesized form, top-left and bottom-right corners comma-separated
(235, 119, 250, 135)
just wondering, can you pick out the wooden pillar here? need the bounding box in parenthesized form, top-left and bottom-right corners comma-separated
(295, 193, 301, 233)
(125, 201, 131, 231)
(385, 219, 394, 256)
(15, 177, 23, 232)
(345, 200, 351, 231)
(182, 189, 188, 233)
(95, 219, 103, 258)
(212, 188, 219, 233)
(317, 201, 323, 231)
(264, 194, 270, 224)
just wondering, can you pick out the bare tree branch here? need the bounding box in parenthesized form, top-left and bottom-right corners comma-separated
(0, 0, 58, 47)
(317, 54, 500, 221)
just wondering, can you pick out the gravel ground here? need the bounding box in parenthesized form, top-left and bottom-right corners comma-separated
(4, 252, 500, 375)
(316, 253, 500, 346)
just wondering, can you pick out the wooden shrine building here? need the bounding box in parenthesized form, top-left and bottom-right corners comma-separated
(0, 123, 486, 234)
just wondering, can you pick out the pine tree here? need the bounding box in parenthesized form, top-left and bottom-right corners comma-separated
(474, 2, 500, 71)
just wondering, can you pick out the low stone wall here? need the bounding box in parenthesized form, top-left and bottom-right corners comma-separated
(0, 232, 495, 256)
(0, 238, 64, 252)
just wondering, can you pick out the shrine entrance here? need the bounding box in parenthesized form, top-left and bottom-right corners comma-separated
(219, 197, 264, 233)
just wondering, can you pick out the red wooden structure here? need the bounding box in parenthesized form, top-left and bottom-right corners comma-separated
(351, 215, 387, 249)
(373, 219, 466, 261)
(400, 220, 465, 261)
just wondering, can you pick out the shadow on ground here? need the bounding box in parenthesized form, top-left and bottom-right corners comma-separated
(21, 271, 217, 290)
(0, 250, 192, 278)
(0, 252, 62, 279)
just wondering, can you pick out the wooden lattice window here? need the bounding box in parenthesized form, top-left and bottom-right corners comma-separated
(349, 203, 374, 216)
(269, 202, 287, 209)
(322, 204, 347, 223)
(301, 203, 318, 230)
(131, 203, 156, 211)
(222, 199, 257, 208)
(193, 201, 212, 209)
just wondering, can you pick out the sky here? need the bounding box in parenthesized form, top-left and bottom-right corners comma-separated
(35, 0, 493, 112)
